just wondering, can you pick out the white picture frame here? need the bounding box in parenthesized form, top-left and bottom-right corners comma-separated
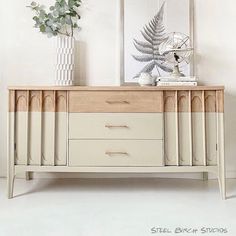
(118, 0, 195, 85)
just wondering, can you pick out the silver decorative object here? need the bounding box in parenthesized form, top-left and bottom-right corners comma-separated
(132, 2, 172, 78)
(159, 32, 193, 77)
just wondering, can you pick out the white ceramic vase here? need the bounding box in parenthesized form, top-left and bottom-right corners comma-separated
(55, 36, 75, 86)
(138, 73, 154, 86)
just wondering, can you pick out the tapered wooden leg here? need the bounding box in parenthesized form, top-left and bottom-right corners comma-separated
(202, 172, 208, 181)
(7, 169, 15, 199)
(218, 168, 226, 200)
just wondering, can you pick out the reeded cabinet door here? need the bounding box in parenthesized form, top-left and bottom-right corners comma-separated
(9, 90, 68, 166)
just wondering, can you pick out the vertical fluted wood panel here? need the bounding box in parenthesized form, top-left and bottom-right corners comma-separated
(55, 91, 67, 166)
(205, 91, 217, 165)
(15, 91, 28, 165)
(178, 91, 191, 166)
(191, 92, 205, 166)
(28, 91, 41, 165)
(164, 91, 178, 166)
(42, 91, 55, 166)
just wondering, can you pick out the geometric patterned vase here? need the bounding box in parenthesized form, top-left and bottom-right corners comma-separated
(55, 36, 75, 86)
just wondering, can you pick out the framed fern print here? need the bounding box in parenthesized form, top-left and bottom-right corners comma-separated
(119, 0, 195, 84)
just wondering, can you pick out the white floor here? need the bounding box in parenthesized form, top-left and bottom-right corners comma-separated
(0, 178, 236, 236)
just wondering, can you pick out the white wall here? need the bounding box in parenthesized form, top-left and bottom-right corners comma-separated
(0, 0, 236, 178)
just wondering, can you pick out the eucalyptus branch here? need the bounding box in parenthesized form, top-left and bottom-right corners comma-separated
(28, 0, 81, 38)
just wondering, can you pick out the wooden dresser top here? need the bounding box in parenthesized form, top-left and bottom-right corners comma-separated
(8, 86, 225, 91)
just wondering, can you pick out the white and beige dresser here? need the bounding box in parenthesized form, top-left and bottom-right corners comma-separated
(7, 86, 225, 199)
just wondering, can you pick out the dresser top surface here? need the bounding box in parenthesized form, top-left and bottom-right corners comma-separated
(8, 85, 225, 91)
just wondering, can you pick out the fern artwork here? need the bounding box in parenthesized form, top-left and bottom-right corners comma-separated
(132, 2, 172, 78)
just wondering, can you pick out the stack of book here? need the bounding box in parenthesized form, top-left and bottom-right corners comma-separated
(156, 76, 197, 86)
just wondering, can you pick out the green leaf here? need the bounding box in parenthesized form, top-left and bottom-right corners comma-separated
(49, 6, 55, 11)
(33, 16, 39, 21)
(40, 25, 46, 32)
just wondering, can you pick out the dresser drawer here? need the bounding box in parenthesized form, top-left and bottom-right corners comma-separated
(69, 140, 164, 167)
(69, 113, 163, 140)
(68, 91, 163, 113)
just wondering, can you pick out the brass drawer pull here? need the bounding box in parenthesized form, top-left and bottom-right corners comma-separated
(106, 101, 130, 104)
(105, 125, 129, 129)
(105, 151, 129, 156)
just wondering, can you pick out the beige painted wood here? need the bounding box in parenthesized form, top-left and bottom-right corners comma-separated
(192, 113, 205, 166)
(8, 87, 225, 199)
(55, 113, 67, 166)
(202, 91, 207, 166)
(206, 113, 217, 166)
(15, 112, 28, 165)
(217, 113, 226, 199)
(69, 140, 163, 167)
(175, 91, 179, 166)
(164, 113, 178, 166)
(178, 113, 191, 166)
(8, 86, 225, 91)
(42, 112, 54, 166)
(28, 112, 41, 165)
(69, 113, 163, 140)
(188, 91, 193, 166)
(69, 91, 163, 113)
(8, 111, 15, 198)
(15, 165, 218, 173)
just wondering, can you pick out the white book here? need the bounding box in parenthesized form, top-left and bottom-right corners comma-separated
(157, 81, 197, 86)
(158, 76, 197, 82)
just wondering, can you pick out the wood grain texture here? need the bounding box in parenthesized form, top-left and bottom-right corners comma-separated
(29, 91, 41, 112)
(191, 91, 204, 112)
(205, 91, 216, 112)
(178, 91, 190, 112)
(8, 86, 225, 91)
(216, 90, 224, 113)
(9, 90, 15, 112)
(69, 91, 163, 113)
(42, 91, 55, 112)
(164, 91, 176, 112)
(56, 91, 67, 112)
(15, 91, 28, 112)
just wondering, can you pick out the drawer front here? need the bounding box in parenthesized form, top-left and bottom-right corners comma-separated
(69, 140, 164, 167)
(69, 113, 163, 140)
(69, 91, 163, 113)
